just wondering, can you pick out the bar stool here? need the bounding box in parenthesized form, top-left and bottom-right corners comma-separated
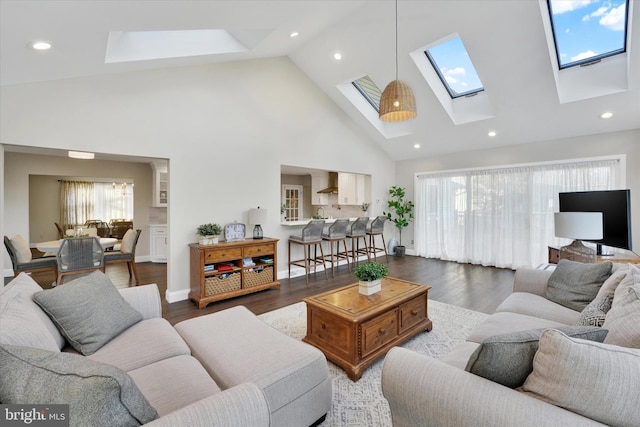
(321, 219, 351, 277)
(366, 215, 389, 262)
(346, 217, 370, 267)
(288, 220, 328, 285)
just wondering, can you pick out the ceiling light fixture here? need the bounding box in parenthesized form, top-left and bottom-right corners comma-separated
(600, 112, 613, 119)
(68, 151, 94, 160)
(31, 41, 52, 50)
(333, 52, 342, 61)
(379, 0, 416, 122)
(414, 144, 421, 149)
(488, 131, 497, 137)
(289, 32, 299, 38)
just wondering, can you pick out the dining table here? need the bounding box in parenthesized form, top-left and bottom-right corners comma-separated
(36, 237, 118, 253)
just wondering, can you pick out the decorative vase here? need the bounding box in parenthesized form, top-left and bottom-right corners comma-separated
(358, 279, 382, 296)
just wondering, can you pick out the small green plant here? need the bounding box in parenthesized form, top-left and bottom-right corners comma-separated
(360, 202, 370, 212)
(384, 185, 414, 246)
(353, 261, 389, 282)
(197, 223, 222, 236)
(281, 202, 289, 215)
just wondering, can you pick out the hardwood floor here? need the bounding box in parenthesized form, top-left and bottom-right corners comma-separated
(8, 255, 515, 325)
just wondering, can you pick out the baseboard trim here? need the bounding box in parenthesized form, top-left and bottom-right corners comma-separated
(165, 288, 190, 303)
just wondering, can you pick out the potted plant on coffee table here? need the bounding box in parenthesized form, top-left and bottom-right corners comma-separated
(353, 261, 389, 296)
(384, 185, 414, 257)
(197, 223, 222, 245)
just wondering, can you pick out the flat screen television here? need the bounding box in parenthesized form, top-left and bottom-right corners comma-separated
(559, 189, 632, 255)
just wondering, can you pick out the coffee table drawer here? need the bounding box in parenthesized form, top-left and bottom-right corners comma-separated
(399, 295, 427, 333)
(360, 309, 398, 358)
(308, 309, 353, 359)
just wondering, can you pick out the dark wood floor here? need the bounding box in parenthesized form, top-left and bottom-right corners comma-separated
(12, 255, 515, 326)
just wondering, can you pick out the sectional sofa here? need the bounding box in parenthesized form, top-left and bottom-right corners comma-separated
(0, 271, 332, 426)
(382, 260, 640, 427)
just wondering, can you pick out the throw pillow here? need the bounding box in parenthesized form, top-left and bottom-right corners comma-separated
(32, 271, 143, 355)
(596, 269, 628, 299)
(120, 229, 137, 254)
(545, 259, 612, 311)
(10, 234, 32, 263)
(0, 344, 158, 426)
(603, 284, 640, 348)
(577, 293, 612, 327)
(521, 329, 640, 427)
(0, 294, 60, 352)
(465, 325, 607, 388)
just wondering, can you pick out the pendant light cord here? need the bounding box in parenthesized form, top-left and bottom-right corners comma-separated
(395, 0, 399, 80)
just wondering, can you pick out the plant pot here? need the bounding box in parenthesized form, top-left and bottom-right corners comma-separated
(358, 279, 382, 296)
(394, 245, 406, 257)
(198, 235, 219, 245)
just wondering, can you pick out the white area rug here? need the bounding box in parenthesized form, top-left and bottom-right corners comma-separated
(258, 300, 489, 427)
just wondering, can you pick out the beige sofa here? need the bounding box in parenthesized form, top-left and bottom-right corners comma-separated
(381, 261, 640, 427)
(0, 272, 331, 427)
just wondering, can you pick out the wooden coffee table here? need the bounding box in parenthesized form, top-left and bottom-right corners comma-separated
(302, 277, 432, 381)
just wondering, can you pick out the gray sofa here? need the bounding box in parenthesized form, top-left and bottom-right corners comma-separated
(0, 272, 331, 427)
(382, 261, 640, 427)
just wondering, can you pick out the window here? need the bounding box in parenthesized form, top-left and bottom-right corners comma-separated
(424, 36, 484, 98)
(414, 158, 622, 269)
(352, 75, 382, 112)
(282, 185, 303, 221)
(60, 180, 134, 226)
(547, 0, 629, 69)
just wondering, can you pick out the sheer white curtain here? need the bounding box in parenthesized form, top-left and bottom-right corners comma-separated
(415, 158, 621, 269)
(94, 182, 134, 222)
(60, 181, 94, 227)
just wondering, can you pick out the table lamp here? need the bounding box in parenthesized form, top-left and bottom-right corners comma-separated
(249, 207, 267, 240)
(554, 212, 603, 263)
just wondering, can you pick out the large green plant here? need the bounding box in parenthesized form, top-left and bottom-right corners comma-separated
(384, 185, 414, 246)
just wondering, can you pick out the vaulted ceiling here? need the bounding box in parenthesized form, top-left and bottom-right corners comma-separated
(1, 1, 638, 161)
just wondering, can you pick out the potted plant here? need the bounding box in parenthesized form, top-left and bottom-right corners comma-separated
(384, 185, 414, 257)
(353, 261, 389, 295)
(197, 223, 222, 245)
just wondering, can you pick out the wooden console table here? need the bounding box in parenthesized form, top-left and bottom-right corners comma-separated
(548, 246, 640, 265)
(303, 277, 432, 381)
(189, 238, 280, 308)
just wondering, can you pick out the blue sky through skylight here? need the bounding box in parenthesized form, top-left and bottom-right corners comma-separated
(548, 0, 628, 68)
(425, 36, 483, 98)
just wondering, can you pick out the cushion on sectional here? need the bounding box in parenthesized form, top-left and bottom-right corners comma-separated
(10, 234, 32, 263)
(545, 259, 612, 311)
(0, 344, 157, 426)
(0, 273, 66, 349)
(596, 269, 628, 299)
(577, 294, 613, 327)
(0, 294, 60, 352)
(465, 325, 607, 388)
(521, 329, 640, 427)
(603, 283, 640, 348)
(33, 271, 142, 355)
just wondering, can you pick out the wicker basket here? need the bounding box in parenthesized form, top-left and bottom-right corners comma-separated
(205, 273, 241, 296)
(244, 266, 274, 288)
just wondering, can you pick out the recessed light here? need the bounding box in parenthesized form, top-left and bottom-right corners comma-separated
(31, 41, 52, 50)
(600, 112, 613, 119)
(289, 32, 299, 38)
(488, 131, 497, 137)
(68, 151, 94, 160)
(414, 144, 421, 149)
(333, 52, 342, 61)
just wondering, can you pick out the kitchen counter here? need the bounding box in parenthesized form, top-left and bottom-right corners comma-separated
(280, 217, 372, 226)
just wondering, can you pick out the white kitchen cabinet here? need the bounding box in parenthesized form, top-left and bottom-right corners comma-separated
(151, 160, 168, 207)
(310, 172, 329, 205)
(338, 173, 370, 205)
(150, 225, 167, 263)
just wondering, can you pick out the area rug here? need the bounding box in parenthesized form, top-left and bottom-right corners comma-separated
(257, 300, 489, 427)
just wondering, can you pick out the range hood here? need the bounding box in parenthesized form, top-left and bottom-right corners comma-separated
(317, 172, 339, 194)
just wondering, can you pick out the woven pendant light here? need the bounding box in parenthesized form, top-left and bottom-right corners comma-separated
(379, 0, 416, 122)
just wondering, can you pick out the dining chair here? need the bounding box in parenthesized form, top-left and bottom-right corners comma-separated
(56, 236, 105, 284)
(104, 229, 142, 285)
(4, 235, 58, 277)
(54, 222, 65, 239)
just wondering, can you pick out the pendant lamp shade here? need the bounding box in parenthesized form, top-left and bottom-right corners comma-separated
(379, 0, 416, 123)
(379, 80, 416, 122)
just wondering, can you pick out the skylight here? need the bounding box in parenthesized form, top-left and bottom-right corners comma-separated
(547, 0, 629, 69)
(424, 36, 484, 99)
(352, 75, 382, 113)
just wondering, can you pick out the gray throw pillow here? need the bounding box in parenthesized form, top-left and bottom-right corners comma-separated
(0, 344, 157, 426)
(465, 325, 608, 388)
(33, 271, 142, 355)
(577, 293, 613, 327)
(545, 259, 612, 311)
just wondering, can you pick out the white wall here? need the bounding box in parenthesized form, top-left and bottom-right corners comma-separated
(394, 129, 640, 258)
(1, 57, 395, 300)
